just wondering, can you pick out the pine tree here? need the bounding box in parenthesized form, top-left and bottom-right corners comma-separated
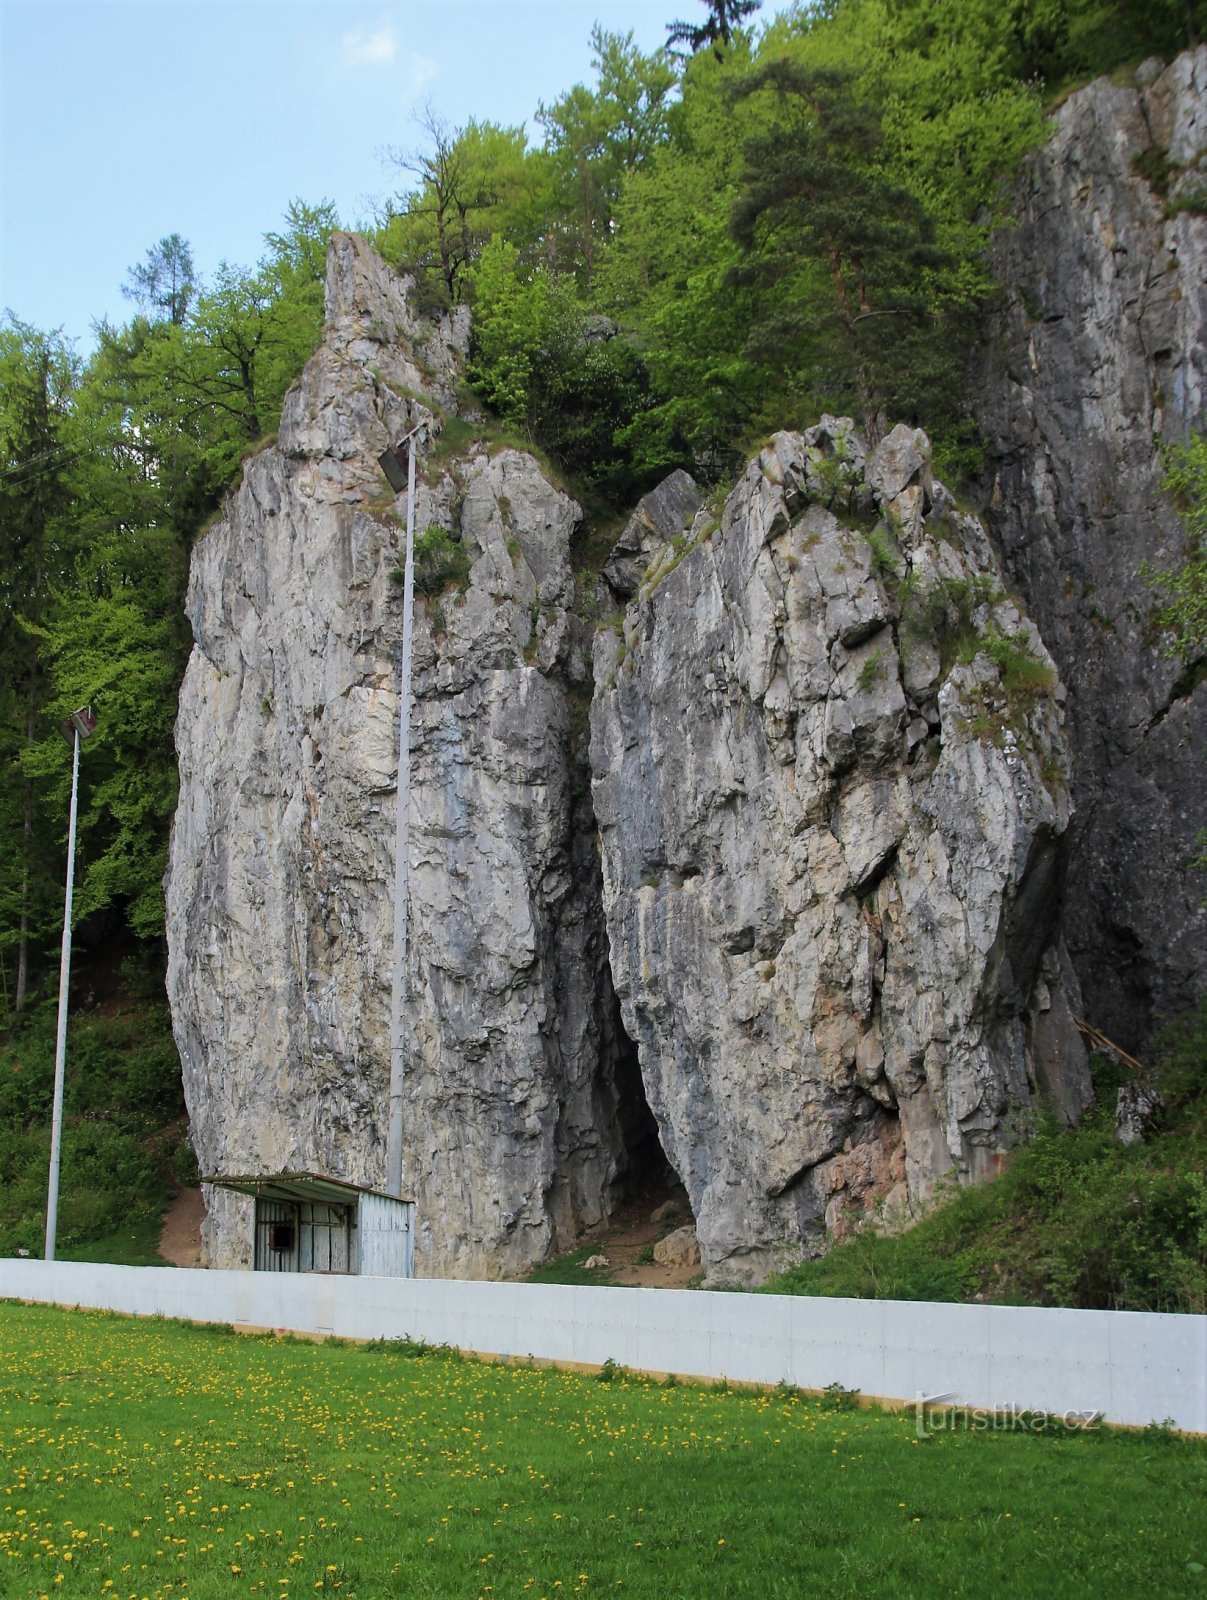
(666, 0, 761, 60)
(728, 62, 965, 446)
(122, 234, 196, 326)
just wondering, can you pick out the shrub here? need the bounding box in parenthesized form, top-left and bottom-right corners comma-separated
(395, 525, 472, 597)
(1149, 434, 1207, 660)
(964, 627, 1056, 700)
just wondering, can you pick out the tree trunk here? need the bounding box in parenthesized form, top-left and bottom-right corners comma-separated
(237, 355, 261, 442)
(579, 165, 594, 291)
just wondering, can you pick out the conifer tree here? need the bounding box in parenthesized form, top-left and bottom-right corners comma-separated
(666, 0, 761, 60)
(728, 62, 966, 446)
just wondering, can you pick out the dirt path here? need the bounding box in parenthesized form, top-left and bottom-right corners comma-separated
(158, 1186, 204, 1267)
(571, 1183, 701, 1289)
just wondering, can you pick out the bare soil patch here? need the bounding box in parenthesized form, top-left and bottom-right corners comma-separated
(570, 1179, 699, 1288)
(158, 1186, 204, 1267)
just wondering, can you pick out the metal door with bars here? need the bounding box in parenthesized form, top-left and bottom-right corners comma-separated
(253, 1199, 356, 1273)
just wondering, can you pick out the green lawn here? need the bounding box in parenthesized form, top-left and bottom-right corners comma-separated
(1, 1304, 1204, 1599)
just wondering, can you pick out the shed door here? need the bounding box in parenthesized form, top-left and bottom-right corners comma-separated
(254, 1199, 299, 1272)
(298, 1202, 355, 1274)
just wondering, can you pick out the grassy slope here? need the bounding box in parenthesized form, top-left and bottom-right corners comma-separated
(0, 995, 189, 1264)
(1, 1302, 1204, 1600)
(764, 1019, 1207, 1313)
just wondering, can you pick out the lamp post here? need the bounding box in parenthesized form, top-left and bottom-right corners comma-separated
(44, 705, 97, 1262)
(377, 427, 425, 1200)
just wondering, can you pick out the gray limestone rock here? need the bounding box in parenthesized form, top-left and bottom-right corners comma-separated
(166, 234, 649, 1276)
(1115, 1080, 1162, 1145)
(591, 426, 1089, 1285)
(603, 469, 703, 597)
(975, 50, 1207, 1048)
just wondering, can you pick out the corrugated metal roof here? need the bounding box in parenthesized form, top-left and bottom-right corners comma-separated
(203, 1171, 414, 1206)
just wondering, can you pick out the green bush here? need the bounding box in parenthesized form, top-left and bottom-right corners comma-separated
(395, 525, 472, 597)
(0, 999, 184, 1260)
(1151, 999, 1207, 1133)
(1150, 434, 1207, 660)
(963, 627, 1056, 699)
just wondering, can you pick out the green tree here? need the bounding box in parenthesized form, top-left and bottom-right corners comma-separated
(468, 239, 652, 498)
(537, 28, 676, 286)
(0, 320, 80, 1013)
(0, 202, 336, 1010)
(666, 0, 762, 59)
(595, 38, 759, 474)
(122, 233, 196, 326)
(728, 61, 968, 445)
(21, 519, 189, 943)
(109, 200, 337, 501)
(381, 112, 536, 308)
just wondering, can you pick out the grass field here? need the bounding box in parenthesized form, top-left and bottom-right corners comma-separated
(1, 1304, 1205, 1599)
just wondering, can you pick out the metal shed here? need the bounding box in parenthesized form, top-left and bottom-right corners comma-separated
(207, 1172, 414, 1278)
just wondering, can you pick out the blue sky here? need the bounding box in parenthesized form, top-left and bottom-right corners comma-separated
(0, 0, 724, 351)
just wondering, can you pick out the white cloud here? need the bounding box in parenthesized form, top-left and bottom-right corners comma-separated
(341, 19, 399, 67)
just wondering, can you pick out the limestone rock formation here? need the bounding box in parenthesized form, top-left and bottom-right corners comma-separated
(170, 220, 1113, 1290)
(603, 470, 703, 598)
(976, 49, 1207, 1048)
(653, 1226, 701, 1270)
(166, 234, 652, 1275)
(591, 422, 1090, 1284)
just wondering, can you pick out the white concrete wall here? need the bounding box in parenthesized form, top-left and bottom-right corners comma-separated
(2, 1259, 1203, 1433)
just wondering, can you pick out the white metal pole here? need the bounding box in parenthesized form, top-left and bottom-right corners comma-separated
(386, 433, 417, 1199)
(45, 724, 81, 1262)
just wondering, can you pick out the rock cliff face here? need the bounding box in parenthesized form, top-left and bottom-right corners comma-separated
(976, 50, 1207, 1048)
(167, 234, 652, 1275)
(591, 421, 1088, 1283)
(167, 59, 1204, 1285)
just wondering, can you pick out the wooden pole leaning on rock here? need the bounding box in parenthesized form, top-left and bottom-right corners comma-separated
(1072, 1018, 1148, 1077)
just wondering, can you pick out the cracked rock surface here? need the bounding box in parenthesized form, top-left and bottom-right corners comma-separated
(976, 49, 1207, 1047)
(591, 422, 1090, 1285)
(167, 233, 644, 1275)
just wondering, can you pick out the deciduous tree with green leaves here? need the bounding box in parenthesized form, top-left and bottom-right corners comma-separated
(381, 112, 537, 309)
(467, 238, 652, 498)
(0, 320, 80, 1013)
(537, 28, 676, 287)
